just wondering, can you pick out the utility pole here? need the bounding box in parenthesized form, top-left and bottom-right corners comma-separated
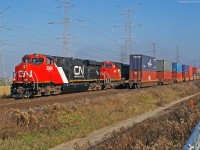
(176, 45, 180, 63)
(49, 0, 72, 57)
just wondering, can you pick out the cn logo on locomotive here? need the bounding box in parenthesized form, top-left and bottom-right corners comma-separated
(18, 70, 33, 78)
(74, 66, 84, 78)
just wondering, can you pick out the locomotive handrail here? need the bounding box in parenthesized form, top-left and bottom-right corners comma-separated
(101, 72, 111, 85)
(31, 71, 39, 91)
(182, 121, 200, 150)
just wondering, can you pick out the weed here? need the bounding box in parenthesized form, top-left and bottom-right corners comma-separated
(0, 82, 199, 149)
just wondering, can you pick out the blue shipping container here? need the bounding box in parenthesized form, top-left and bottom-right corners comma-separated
(172, 63, 182, 72)
(130, 55, 157, 71)
(182, 65, 189, 72)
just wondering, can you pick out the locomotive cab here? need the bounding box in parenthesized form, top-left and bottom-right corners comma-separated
(100, 61, 122, 81)
(11, 54, 64, 98)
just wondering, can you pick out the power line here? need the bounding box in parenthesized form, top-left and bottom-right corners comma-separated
(0, 7, 10, 16)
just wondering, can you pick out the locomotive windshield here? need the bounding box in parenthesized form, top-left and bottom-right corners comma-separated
(105, 64, 112, 68)
(32, 58, 44, 65)
(22, 58, 31, 63)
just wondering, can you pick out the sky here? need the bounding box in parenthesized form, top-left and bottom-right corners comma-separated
(0, 0, 200, 77)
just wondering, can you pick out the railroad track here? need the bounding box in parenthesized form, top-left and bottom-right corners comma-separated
(0, 88, 133, 110)
(0, 80, 198, 111)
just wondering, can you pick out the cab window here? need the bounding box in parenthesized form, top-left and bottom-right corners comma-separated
(105, 64, 112, 68)
(46, 58, 53, 65)
(32, 58, 44, 65)
(22, 58, 31, 63)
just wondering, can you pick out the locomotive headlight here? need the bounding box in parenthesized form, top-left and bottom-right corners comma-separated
(23, 64, 26, 68)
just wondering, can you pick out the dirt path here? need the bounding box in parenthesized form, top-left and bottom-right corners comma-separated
(49, 93, 200, 150)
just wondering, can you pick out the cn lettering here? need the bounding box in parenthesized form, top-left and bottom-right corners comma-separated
(18, 70, 32, 78)
(74, 66, 84, 77)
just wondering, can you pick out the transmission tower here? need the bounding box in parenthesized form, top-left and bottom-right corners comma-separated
(0, 50, 7, 82)
(176, 45, 180, 63)
(49, 0, 72, 57)
(116, 4, 142, 64)
(121, 7, 133, 64)
(149, 41, 159, 58)
(0, 7, 11, 83)
(194, 59, 196, 67)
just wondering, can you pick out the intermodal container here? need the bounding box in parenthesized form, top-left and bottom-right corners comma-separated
(182, 65, 189, 72)
(130, 55, 157, 71)
(183, 72, 189, 79)
(189, 66, 193, 79)
(172, 63, 182, 72)
(193, 67, 198, 74)
(193, 67, 199, 79)
(157, 72, 172, 80)
(173, 72, 182, 79)
(129, 70, 157, 82)
(157, 60, 172, 72)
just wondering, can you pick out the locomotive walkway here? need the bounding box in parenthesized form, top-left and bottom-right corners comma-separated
(50, 93, 200, 150)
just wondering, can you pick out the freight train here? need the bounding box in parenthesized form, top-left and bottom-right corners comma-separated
(11, 53, 200, 99)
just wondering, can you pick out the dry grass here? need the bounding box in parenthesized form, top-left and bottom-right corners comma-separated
(78, 100, 200, 150)
(0, 82, 199, 149)
(0, 86, 10, 98)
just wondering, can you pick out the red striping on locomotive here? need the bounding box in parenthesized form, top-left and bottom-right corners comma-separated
(56, 66, 69, 84)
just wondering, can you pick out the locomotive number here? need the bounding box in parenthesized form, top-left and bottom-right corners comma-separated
(74, 66, 84, 78)
(18, 70, 33, 78)
(46, 66, 53, 71)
